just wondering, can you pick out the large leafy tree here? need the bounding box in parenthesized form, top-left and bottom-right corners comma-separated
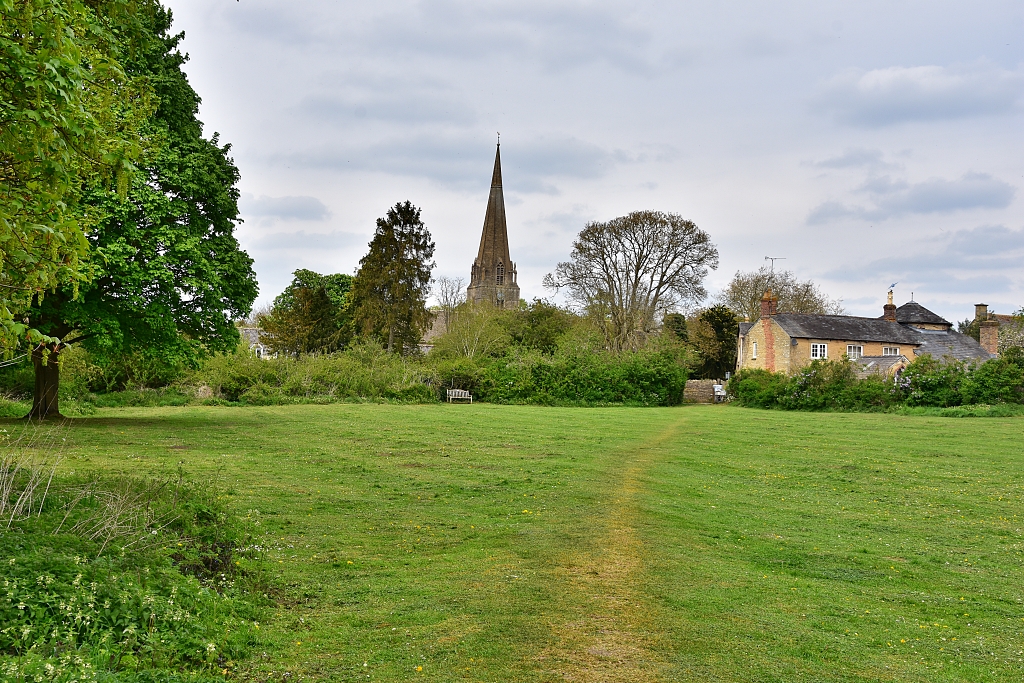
(351, 201, 435, 353)
(258, 269, 352, 356)
(718, 266, 844, 322)
(271, 269, 352, 311)
(27, 4, 257, 417)
(544, 211, 718, 351)
(1, 0, 151, 352)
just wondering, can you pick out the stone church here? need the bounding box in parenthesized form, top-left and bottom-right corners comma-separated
(466, 144, 520, 308)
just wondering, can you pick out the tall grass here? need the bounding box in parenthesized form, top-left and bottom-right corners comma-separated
(0, 424, 267, 682)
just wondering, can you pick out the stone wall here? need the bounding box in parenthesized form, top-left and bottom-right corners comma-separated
(683, 379, 719, 404)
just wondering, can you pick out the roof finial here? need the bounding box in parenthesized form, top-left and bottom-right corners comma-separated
(497, 131, 500, 147)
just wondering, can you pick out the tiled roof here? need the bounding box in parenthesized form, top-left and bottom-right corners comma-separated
(738, 322, 753, 336)
(888, 301, 950, 326)
(771, 314, 922, 344)
(912, 329, 993, 362)
(768, 313, 992, 362)
(854, 355, 907, 378)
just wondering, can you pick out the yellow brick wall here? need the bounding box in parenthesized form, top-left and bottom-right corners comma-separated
(737, 320, 922, 375)
(787, 339, 920, 373)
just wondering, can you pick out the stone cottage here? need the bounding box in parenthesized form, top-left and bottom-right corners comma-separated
(736, 291, 994, 377)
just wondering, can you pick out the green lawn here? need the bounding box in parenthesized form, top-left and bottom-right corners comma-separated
(39, 404, 1024, 682)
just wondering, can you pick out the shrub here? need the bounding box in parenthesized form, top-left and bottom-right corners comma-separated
(728, 369, 791, 409)
(731, 353, 1024, 412)
(479, 347, 688, 406)
(0, 445, 265, 682)
(187, 339, 435, 404)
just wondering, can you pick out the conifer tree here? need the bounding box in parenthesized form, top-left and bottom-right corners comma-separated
(351, 202, 435, 353)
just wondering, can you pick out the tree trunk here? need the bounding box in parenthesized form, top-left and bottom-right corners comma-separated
(387, 325, 394, 353)
(27, 345, 63, 420)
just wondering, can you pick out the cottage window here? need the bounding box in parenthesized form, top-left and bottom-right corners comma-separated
(846, 345, 863, 359)
(883, 346, 899, 356)
(752, 341, 758, 359)
(496, 262, 505, 285)
(811, 343, 828, 359)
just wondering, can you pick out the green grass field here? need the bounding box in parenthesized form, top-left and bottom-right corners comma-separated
(31, 404, 1024, 682)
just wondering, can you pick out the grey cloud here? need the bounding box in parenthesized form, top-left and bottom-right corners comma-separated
(814, 63, 1024, 127)
(808, 148, 890, 169)
(221, 1, 667, 74)
(363, 1, 662, 75)
(739, 33, 788, 59)
(241, 194, 331, 221)
(299, 73, 476, 126)
(273, 135, 625, 193)
(246, 230, 365, 252)
(946, 224, 1024, 257)
(807, 172, 1015, 224)
(825, 224, 1024, 296)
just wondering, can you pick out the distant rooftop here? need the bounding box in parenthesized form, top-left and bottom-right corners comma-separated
(888, 301, 950, 326)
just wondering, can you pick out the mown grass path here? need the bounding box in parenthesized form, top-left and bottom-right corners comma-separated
(39, 405, 1024, 682)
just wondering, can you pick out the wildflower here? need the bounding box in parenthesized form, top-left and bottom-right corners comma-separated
(206, 643, 217, 654)
(416, 666, 423, 672)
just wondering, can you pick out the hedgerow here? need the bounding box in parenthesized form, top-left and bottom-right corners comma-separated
(729, 348, 1024, 411)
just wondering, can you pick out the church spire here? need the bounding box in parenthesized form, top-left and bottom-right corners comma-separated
(467, 142, 519, 308)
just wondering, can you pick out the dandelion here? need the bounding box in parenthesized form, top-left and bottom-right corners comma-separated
(416, 666, 423, 672)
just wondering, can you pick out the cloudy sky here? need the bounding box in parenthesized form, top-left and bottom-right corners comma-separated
(171, 0, 1023, 322)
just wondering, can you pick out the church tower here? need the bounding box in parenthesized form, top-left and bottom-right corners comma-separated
(467, 143, 520, 308)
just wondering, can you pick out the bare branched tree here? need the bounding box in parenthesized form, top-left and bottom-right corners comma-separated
(431, 302, 509, 360)
(434, 276, 466, 334)
(717, 267, 844, 322)
(544, 211, 719, 351)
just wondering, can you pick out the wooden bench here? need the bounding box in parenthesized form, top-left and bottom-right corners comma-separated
(446, 388, 473, 403)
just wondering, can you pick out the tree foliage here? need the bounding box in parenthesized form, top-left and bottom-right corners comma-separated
(718, 267, 844, 322)
(663, 313, 688, 342)
(259, 269, 352, 356)
(25, 3, 257, 415)
(544, 211, 718, 351)
(273, 268, 352, 311)
(689, 304, 739, 379)
(351, 201, 435, 353)
(433, 275, 465, 335)
(999, 309, 1024, 353)
(0, 0, 153, 351)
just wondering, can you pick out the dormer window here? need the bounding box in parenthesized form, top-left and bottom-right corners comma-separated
(496, 262, 505, 285)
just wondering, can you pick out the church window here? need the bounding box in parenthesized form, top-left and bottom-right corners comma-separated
(496, 262, 505, 285)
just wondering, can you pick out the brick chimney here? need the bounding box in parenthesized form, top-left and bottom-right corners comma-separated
(760, 290, 777, 319)
(980, 320, 999, 355)
(883, 289, 897, 322)
(974, 303, 988, 321)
